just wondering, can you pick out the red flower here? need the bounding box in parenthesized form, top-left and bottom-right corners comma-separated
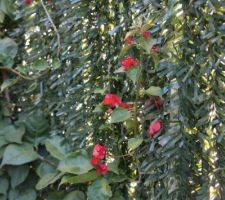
(126, 35, 134, 44)
(120, 56, 138, 71)
(148, 120, 162, 137)
(90, 156, 99, 165)
(92, 144, 107, 160)
(103, 94, 122, 107)
(120, 102, 133, 110)
(96, 163, 108, 175)
(24, 0, 32, 5)
(154, 97, 162, 110)
(151, 45, 159, 53)
(142, 31, 151, 39)
(106, 108, 113, 114)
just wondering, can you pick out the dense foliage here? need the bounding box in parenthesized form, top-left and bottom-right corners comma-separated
(0, 0, 224, 199)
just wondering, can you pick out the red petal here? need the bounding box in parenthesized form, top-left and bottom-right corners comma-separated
(103, 94, 122, 107)
(119, 102, 133, 110)
(92, 144, 107, 160)
(90, 157, 99, 165)
(96, 163, 108, 175)
(142, 31, 151, 39)
(148, 121, 162, 136)
(120, 56, 138, 71)
(126, 35, 134, 44)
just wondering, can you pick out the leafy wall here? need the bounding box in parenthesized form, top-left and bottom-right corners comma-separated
(0, 0, 224, 200)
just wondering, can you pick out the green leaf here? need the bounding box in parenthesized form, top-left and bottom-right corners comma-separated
(60, 170, 99, 185)
(32, 59, 49, 71)
(108, 160, 119, 174)
(63, 191, 85, 200)
(87, 179, 112, 200)
(145, 86, 163, 97)
(0, 37, 17, 67)
(4, 125, 25, 144)
(0, 79, 18, 92)
(24, 110, 49, 137)
(36, 172, 64, 190)
(1, 143, 38, 166)
(128, 136, 143, 150)
(0, 136, 7, 148)
(127, 67, 139, 84)
(0, 177, 8, 195)
(138, 37, 157, 54)
(8, 165, 29, 189)
(0, 0, 14, 16)
(58, 151, 93, 175)
(0, 11, 5, 23)
(110, 108, 131, 123)
(36, 159, 56, 177)
(45, 136, 67, 160)
(52, 59, 61, 69)
(8, 189, 36, 200)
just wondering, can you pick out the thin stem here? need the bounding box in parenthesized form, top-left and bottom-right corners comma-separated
(38, 155, 57, 168)
(2, 71, 10, 101)
(40, 0, 61, 57)
(133, 51, 143, 135)
(0, 67, 34, 80)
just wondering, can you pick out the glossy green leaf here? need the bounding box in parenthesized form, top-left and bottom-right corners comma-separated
(128, 136, 143, 150)
(127, 67, 139, 84)
(45, 136, 67, 160)
(58, 151, 93, 175)
(8, 189, 36, 200)
(8, 165, 29, 189)
(110, 108, 131, 123)
(0, 177, 8, 195)
(1, 144, 38, 166)
(36, 172, 64, 190)
(4, 125, 25, 144)
(60, 170, 99, 185)
(0, 79, 18, 92)
(87, 179, 112, 200)
(145, 86, 163, 97)
(63, 191, 85, 200)
(32, 59, 49, 71)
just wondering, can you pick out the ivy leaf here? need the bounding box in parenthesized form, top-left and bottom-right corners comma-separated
(145, 86, 163, 97)
(0, 37, 17, 67)
(4, 125, 25, 144)
(87, 179, 112, 200)
(128, 136, 143, 150)
(127, 67, 139, 84)
(45, 136, 67, 160)
(0, 177, 8, 196)
(1, 143, 38, 166)
(58, 151, 93, 175)
(60, 170, 99, 185)
(36, 172, 64, 190)
(8, 189, 36, 200)
(52, 59, 61, 69)
(62, 191, 85, 200)
(8, 165, 29, 189)
(110, 108, 131, 123)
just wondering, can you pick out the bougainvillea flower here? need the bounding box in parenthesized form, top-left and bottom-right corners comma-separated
(120, 56, 139, 71)
(96, 163, 108, 175)
(142, 31, 151, 39)
(151, 45, 159, 53)
(120, 102, 133, 110)
(126, 35, 134, 44)
(24, 0, 32, 5)
(144, 98, 151, 107)
(148, 120, 162, 136)
(90, 156, 99, 165)
(92, 144, 107, 160)
(103, 94, 122, 107)
(154, 97, 162, 110)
